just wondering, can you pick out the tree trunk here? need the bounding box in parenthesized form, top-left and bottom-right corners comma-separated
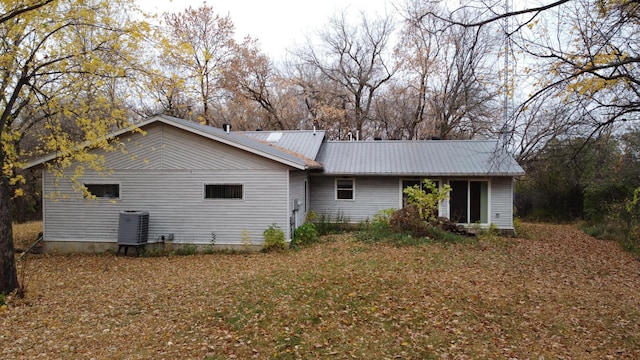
(0, 168, 19, 294)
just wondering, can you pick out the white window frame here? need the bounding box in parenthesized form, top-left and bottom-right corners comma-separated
(83, 183, 121, 200)
(204, 183, 244, 200)
(335, 178, 355, 200)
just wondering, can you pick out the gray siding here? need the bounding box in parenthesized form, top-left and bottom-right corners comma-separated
(310, 176, 399, 222)
(310, 175, 516, 229)
(289, 171, 308, 229)
(489, 177, 515, 229)
(42, 124, 292, 246)
(101, 123, 282, 171)
(43, 169, 289, 245)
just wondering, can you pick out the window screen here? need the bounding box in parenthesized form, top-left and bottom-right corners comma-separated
(205, 184, 243, 199)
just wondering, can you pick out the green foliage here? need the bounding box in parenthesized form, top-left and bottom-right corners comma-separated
(372, 208, 395, 227)
(312, 212, 352, 236)
(582, 223, 606, 238)
(354, 209, 397, 242)
(517, 134, 640, 223)
(403, 179, 451, 223)
(241, 229, 253, 248)
(429, 225, 475, 244)
(355, 207, 471, 246)
(141, 245, 168, 258)
(174, 243, 197, 256)
(292, 222, 319, 247)
(203, 232, 217, 254)
(263, 224, 286, 251)
(625, 187, 640, 220)
(581, 186, 640, 254)
(305, 210, 319, 223)
(474, 223, 501, 240)
(513, 218, 530, 239)
(0, 292, 5, 306)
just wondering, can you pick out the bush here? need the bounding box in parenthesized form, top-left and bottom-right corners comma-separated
(403, 179, 451, 222)
(390, 205, 434, 238)
(292, 222, 319, 247)
(174, 243, 197, 256)
(313, 212, 352, 236)
(513, 218, 529, 239)
(263, 224, 286, 251)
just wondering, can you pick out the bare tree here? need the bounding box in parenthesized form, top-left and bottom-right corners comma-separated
(295, 10, 398, 139)
(421, 0, 640, 147)
(223, 39, 307, 130)
(393, 1, 501, 140)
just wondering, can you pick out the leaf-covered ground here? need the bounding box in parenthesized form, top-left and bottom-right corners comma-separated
(2, 223, 640, 359)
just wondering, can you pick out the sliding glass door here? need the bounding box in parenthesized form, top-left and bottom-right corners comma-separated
(449, 180, 488, 224)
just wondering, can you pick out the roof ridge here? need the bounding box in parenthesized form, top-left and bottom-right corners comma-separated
(326, 139, 497, 143)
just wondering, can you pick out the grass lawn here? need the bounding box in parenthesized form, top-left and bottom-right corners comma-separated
(2, 223, 640, 359)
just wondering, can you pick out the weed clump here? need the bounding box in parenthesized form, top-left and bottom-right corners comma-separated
(292, 222, 319, 247)
(263, 224, 286, 251)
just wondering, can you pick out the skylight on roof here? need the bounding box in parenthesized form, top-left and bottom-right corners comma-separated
(266, 132, 283, 143)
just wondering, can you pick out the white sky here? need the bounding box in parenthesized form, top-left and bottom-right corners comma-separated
(136, 0, 394, 60)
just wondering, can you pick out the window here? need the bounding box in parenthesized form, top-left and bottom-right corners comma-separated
(205, 184, 243, 199)
(336, 178, 354, 200)
(304, 180, 308, 211)
(401, 179, 440, 208)
(84, 184, 120, 199)
(449, 180, 488, 223)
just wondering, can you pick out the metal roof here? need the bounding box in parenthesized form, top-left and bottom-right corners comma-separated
(241, 130, 326, 160)
(315, 140, 525, 176)
(22, 114, 524, 177)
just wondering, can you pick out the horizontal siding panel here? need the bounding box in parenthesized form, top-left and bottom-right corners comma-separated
(160, 125, 281, 170)
(43, 168, 289, 245)
(86, 123, 288, 172)
(310, 175, 515, 230)
(310, 176, 399, 222)
(489, 177, 514, 229)
(98, 123, 164, 170)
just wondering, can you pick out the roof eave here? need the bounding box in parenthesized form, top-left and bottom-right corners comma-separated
(313, 171, 525, 177)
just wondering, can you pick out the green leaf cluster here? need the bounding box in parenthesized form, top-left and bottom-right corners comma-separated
(402, 179, 451, 223)
(262, 224, 286, 251)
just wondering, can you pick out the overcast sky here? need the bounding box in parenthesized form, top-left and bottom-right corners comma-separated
(136, 0, 394, 59)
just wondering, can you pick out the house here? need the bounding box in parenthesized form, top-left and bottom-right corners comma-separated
(24, 115, 524, 253)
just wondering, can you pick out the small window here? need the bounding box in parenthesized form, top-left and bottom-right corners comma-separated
(205, 184, 243, 199)
(85, 184, 120, 199)
(336, 179, 354, 200)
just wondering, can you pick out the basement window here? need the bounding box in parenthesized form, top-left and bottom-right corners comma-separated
(84, 184, 120, 199)
(205, 184, 243, 199)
